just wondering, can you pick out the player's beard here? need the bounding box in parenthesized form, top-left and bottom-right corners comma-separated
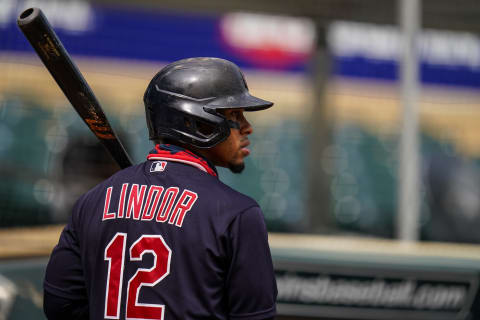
(228, 162, 245, 174)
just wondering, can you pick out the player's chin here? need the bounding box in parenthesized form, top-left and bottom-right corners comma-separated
(228, 158, 245, 174)
(228, 155, 245, 173)
(227, 148, 249, 173)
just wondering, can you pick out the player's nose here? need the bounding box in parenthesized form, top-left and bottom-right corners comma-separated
(240, 117, 253, 135)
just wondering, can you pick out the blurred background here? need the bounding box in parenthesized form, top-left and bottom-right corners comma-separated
(1, 0, 480, 319)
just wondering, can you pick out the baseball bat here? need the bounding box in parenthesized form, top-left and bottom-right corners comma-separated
(17, 7, 133, 169)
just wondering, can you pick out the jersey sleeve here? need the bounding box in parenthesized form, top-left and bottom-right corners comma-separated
(43, 290, 89, 320)
(224, 206, 277, 320)
(44, 201, 88, 311)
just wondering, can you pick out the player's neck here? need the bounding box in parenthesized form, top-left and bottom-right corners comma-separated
(158, 143, 218, 172)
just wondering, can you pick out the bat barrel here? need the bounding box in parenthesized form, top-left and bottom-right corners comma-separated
(17, 7, 133, 169)
(18, 8, 51, 40)
(17, 7, 87, 96)
(18, 8, 38, 24)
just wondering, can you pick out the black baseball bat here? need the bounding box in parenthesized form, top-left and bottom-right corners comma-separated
(17, 7, 133, 169)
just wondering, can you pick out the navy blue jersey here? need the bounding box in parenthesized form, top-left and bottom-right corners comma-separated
(44, 145, 277, 320)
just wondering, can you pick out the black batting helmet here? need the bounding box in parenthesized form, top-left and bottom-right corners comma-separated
(143, 57, 273, 148)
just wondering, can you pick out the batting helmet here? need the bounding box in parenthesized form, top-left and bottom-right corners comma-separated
(143, 57, 273, 148)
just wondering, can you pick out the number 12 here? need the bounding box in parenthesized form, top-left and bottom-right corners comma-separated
(104, 233, 172, 320)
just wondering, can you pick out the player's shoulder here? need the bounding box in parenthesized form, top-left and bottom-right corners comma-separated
(215, 178, 258, 207)
(203, 177, 262, 225)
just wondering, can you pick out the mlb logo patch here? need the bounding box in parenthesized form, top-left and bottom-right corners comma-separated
(150, 161, 167, 172)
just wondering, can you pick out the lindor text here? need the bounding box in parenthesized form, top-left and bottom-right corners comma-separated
(103, 184, 198, 227)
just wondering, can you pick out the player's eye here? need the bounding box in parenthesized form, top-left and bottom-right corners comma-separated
(231, 111, 242, 121)
(218, 109, 244, 123)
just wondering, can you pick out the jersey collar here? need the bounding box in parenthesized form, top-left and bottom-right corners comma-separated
(147, 144, 218, 177)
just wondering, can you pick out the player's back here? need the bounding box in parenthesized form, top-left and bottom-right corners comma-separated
(71, 159, 273, 320)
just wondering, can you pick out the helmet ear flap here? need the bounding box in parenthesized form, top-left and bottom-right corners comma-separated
(195, 119, 217, 138)
(182, 116, 217, 139)
(151, 105, 230, 148)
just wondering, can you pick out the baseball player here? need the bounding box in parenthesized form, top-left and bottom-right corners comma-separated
(43, 57, 278, 320)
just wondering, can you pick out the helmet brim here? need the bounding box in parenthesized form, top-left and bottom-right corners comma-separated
(206, 92, 273, 111)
